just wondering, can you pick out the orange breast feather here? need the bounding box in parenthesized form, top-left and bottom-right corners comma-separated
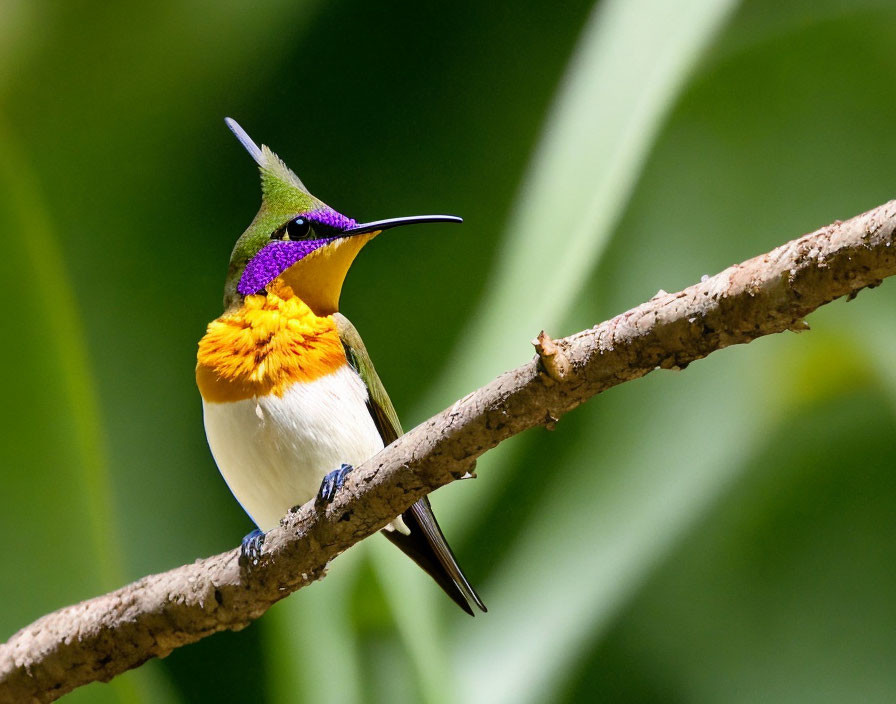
(196, 290, 346, 403)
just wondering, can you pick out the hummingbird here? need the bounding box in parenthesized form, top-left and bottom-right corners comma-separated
(196, 118, 485, 615)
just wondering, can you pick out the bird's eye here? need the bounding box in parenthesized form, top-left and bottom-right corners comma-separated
(284, 217, 312, 240)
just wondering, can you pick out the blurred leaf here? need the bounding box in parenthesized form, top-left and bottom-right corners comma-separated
(0, 0, 39, 96)
(0, 119, 161, 702)
(368, 538, 454, 704)
(266, 554, 365, 704)
(413, 0, 741, 552)
(451, 4, 896, 702)
(706, 0, 896, 66)
(563, 388, 896, 703)
(416, 0, 739, 419)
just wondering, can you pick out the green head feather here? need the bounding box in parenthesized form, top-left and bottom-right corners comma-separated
(222, 118, 333, 307)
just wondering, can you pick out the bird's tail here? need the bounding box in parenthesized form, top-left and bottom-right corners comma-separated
(382, 497, 486, 615)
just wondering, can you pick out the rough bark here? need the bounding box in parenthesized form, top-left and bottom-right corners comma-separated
(2, 200, 895, 703)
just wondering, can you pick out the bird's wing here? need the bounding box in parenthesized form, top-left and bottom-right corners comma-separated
(334, 313, 485, 615)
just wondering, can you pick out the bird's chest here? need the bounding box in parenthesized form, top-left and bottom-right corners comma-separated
(196, 291, 384, 530)
(202, 365, 384, 531)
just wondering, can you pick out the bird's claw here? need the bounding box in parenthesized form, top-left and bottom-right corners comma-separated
(317, 463, 353, 504)
(239, 528, 266, 567)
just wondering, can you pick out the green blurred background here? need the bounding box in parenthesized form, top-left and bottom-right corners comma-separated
(3, 0, 896, 702)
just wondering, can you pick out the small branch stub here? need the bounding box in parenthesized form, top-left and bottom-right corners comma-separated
(532, 330, 571, 382)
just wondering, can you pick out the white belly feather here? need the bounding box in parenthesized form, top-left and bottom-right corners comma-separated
(202, 364, 384, 531)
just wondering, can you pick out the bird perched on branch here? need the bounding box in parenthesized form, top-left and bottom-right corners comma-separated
(196, 118, 485, 614)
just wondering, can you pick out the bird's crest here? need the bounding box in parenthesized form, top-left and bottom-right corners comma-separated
(226, 117, 313, 208)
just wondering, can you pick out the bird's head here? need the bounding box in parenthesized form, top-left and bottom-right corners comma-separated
(222, 118, 461, 315)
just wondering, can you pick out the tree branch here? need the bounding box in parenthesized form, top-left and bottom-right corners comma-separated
(3, 200, 896, 703)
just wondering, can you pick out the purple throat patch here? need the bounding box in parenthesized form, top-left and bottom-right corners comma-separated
(237, 209, 359, 296)
(238, 239, 330, 295)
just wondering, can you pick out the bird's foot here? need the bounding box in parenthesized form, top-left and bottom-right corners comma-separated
(239, 528, 266, 567)
(317, 463, 353, 504)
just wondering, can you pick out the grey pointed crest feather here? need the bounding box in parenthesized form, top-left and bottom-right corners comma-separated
(225, 117, 308, 192)
(225, 117, 264, 166)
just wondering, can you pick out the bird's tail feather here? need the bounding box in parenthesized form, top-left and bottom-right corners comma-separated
(382, 497, 486, 615)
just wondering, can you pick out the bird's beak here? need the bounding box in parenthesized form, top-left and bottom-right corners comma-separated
(342, 214, 463, 236)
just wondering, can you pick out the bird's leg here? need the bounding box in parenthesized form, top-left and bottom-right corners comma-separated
(240, 528, 266, 567)
(317, 463, 353, 504)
